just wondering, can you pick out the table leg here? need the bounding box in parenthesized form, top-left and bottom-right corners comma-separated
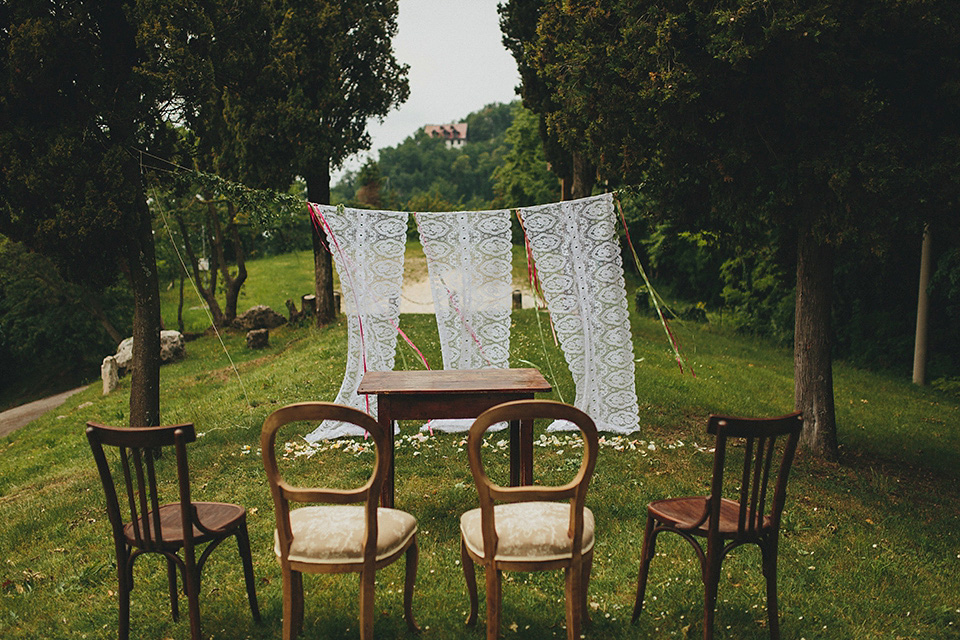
(509, 419, 520, 486)
(378, 396, 395, 509)
(520, 418, 534, 486)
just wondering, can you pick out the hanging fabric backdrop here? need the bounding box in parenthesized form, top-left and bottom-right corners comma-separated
(416, 209, 513, 432)
(306, 194, 640, 438)
(304, 204, 407, 441)
(520, 193, 640, 434)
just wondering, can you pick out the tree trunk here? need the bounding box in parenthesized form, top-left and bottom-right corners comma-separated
(177, 270, 185, 334)
(912, 223, 932, 385)
(794, 224, 838, 459)
(126, 197, 162, 427)
(82, 294, 124, 346)
(570, 151, 595, 200)
(306, 164, 336, 326)
(221, 201, 248, 323)
(175, 207, 225, 328)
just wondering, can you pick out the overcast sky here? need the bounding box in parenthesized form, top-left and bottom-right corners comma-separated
(335, 0, 521, 180)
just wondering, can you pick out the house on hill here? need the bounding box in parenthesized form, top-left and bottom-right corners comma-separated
(424, 122, 468, 149)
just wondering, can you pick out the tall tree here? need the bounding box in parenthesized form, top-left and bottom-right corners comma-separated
(520, 0, 960, 458)
(253, 1, 409, 325)
(493, 103, 559, 207)
(0, 0, 201, 426)
(499, 0, 591, 199)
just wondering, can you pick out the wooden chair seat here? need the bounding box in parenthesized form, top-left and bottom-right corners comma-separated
(123, 502, 246, 548)
(648, 497, 772, 537)
(460, 400, 598, 640)
(460, 502, 595, 563)
(278, 505, 417, 566)
(86, 422, 260, 640)
(632, 412, 803, 640)
(261, 402, 419, 639)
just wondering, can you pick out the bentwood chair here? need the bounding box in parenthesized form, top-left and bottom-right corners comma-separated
(631, 411, 803, 640)
(460, 400, 598, 640)
(85, 422, 260, 640)
(260, 402, 419, 639)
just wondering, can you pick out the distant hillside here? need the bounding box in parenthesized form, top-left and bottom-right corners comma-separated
(333, 101, 524, 211)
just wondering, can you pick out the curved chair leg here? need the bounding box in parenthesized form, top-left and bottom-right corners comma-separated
(281, 567, 303, 640)
(761, 538, 781, 640)
(564, 560, 583, 640)
(483, 566, 502, 640)
(581, 550, 593, 625)
(359, 566, 376, 640)
(632, 513, 658, 622)
(461, 538, 479, 626)
(166, 556, 180, 621)
(235, 522, 261, 622)
(404, 538, 420, 633)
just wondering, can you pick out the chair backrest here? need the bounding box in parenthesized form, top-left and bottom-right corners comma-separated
(260, 402, 386, 560)
(86, 422, 197, 551)
(467, 400, 598, 561)
(706, 411, 803, 538)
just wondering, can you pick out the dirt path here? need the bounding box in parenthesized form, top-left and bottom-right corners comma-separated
(399, 277, 538, 313)
(0, 386, 87, 438)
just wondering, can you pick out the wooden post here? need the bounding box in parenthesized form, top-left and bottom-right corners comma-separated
(512, 290, 522, 310)
(913, 224, 932, 385)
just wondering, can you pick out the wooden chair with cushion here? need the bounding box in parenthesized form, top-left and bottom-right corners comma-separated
(460, 400, 598, 640)
(260, 402, 419, 640)
(631, 411, 803, 640)
(85, 421, 260, 640)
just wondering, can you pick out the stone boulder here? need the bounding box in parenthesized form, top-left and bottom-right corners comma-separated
(232, 305, 287, 331)
(101, 356, 119, 395)
(114, 330, 186, 375)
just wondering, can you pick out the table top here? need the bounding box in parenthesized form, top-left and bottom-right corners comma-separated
(357, 368, 551, 396)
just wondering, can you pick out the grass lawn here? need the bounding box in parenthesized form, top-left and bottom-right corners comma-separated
(2, 249, 958, 639)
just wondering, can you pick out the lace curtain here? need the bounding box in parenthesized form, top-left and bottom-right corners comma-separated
(304, 204, 408, 441)
(416, 209, 513, 432)
(520, 193, 640, 434)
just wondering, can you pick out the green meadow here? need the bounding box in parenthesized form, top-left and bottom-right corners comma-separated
(2, 248, 958, 639)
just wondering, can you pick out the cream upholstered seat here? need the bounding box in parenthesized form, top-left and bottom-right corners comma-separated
(460, 400, 598, 640)
(278, 505, 417, 565)
(460, 502, 595, 563)
(261, 402, 419, 640)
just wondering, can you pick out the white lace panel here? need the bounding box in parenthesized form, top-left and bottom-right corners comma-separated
(416, 209, 513, 432)
(304, 205, 407, 441)
(521, 193, 640, 434)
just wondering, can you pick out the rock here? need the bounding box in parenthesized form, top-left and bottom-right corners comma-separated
(232, 305, 287, 331)
(246, 328, 269, 349)
(114, 337, 133, 371)
(101, 356, 119, 395)
(159, 330, 186, 363)
(113, 330, 186, 375)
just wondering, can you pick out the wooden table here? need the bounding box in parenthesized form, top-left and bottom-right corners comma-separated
(358, 368, 552, 508)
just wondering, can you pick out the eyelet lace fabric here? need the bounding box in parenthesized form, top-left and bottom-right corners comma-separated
(520, 193, 640, 434)
(416, 209, 513, 432)
(304, 205, 408, 441)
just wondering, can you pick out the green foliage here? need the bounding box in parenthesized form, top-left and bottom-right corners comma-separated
(720, 245, 795, 345)
(493, 103, 560, 207)
(2, 250, 960, 636)
(0, 1, 175, 286)
(530, 0, 960, 242)
(374, 102, 516, 210)
(0, 236, 132, 405)
(262, 0, 409, 197)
